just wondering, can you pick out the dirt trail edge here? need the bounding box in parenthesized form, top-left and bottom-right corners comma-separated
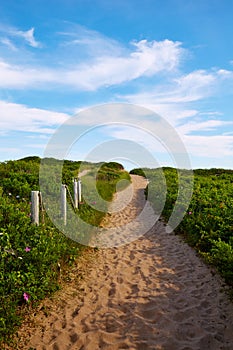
(11, 175, 233, 349)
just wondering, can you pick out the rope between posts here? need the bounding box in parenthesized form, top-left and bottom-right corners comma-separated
(65, 185, 77, 210)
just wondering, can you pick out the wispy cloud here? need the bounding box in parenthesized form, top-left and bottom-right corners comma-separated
(0, 147, 21, 153)
(10, 27, 41, 48)
(0, 60, 54, 88)
(0, 24, 41, 48)
(0, 37, 18, 51)
(184, 135, 233, 157)
(0, 34, 185, 90)
(104, 123, 233, 160)
(122, 69, 233, 106)
(59, 24, 126, 57)
(66, 39, 183, 89)
(177, 120, 233, 135)
(0, 100, 69, 134)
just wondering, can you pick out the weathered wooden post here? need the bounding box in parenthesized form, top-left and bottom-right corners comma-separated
(73, 179, 78, 209)
(31, 191, 39, 225)
(39, 192, 45, 224)
(61, 184, 67, 225)
(78, 178, 82, 204)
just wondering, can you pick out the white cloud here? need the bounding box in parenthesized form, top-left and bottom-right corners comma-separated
(217, 69, 233, 77)
(0, 24, 41, 48)
(64, 39, 183, 90)
(0, 37, 17, 51)
(0, 60, 55, 88)
(118, 67, 233, 138)
(26, 143, 47, 149)
(104, 123, 233, 160)
(9, 27, 41, 48)
(0, 38, 184, 90)
(59, 24, 126, 57)
(18, 27, 40, 48)
(184, 135, 233, 157)
(122, 69, 225, 107)
(118, 68, 233, 161)
(0, 147, 22, 155)
(0, 100, 69, 133)
(172, 70, 217, 102)
(177, 120, 233, 135)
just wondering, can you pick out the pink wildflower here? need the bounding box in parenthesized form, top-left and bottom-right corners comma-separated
(188, 211, 192, 215)
(23, 292, 30, 302)
(25, 246, 31, 252)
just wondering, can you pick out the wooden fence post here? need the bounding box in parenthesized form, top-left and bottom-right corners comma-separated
(61, 184, 67, 225)
(73, 179, 78, 209)
(39, 192, 45, 224)
(78, 179, 82, 204)
(31, 191, 39, 225)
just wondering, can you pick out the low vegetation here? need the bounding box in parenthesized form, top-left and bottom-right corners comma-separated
(131, 167, 233, 288)
(0, 157, 130, 343)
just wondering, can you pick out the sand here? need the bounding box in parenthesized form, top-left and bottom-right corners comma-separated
(10, 175, 233, 349)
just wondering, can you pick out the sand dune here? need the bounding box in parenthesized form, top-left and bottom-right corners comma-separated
(13, 175, 233, 349)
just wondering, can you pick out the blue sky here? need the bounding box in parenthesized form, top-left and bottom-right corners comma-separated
(0, 0, 233, 169)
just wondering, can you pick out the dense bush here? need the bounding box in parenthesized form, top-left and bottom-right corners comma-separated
(130, 168, 147, 178)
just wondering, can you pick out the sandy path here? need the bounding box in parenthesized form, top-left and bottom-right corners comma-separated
(14, 175, 233, 349)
